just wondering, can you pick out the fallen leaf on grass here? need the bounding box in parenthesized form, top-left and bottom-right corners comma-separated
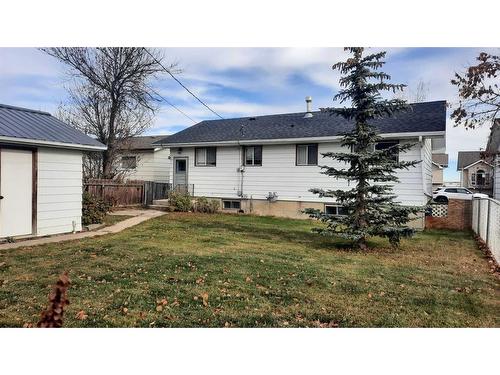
(201, 293, 209, 307)
(314, 320, 339, 328)
(76, 310, 88, 320)
(23, 322, 33, 328)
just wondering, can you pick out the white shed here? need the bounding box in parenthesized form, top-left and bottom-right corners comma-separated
(0, 104, 106, 239)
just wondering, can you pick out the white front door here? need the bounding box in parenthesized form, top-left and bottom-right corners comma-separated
(173, 158, 188, 187)
(0, 149, 33, 237)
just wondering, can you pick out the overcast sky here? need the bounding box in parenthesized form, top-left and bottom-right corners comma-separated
(0, 47, 496, 180)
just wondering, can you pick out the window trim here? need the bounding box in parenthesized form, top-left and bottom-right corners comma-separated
(374, 140, 399, 162)
(243, 145, 263, 167)
(324, 204, 348, 216)
(296, 143, 318, 166)
(195, 147, 217, 167)
(222, 200, 241, 210)
(120, 155, 137, 170)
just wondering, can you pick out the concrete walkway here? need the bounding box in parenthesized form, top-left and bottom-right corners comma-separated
(0, 209, 166, 251)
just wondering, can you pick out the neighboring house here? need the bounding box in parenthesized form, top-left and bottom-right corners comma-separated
(0, 103, 106, 239)
(457, 151, 494, 195)
(485, 120, 500, 200)
(431, 153, 448, 189)
(155, 99, 447, 228)
(117, 135, 170, 182)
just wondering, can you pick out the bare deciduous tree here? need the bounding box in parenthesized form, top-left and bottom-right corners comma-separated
(393, 79, 429, 103)
(43, 47, 177, 178)
(451, 52, 500, 129)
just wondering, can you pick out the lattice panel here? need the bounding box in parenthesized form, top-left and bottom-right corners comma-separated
(431, 204, 448, 217)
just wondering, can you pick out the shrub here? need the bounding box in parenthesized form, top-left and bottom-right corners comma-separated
(169, 191, 193, 212)
(193, 197, 220, 213)
(82, 192, 111, 225)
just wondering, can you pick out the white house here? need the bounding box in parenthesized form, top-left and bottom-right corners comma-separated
(0, 103, 106, 239)
(485, 120, 500, 200)
(117, 135, 170, 182)
(457, 151, 494, 195)
(155, 99, 447, 228)
(431, 153, 448, 189)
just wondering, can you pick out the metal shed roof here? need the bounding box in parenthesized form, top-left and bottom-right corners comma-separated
(0, 103, 106, 150)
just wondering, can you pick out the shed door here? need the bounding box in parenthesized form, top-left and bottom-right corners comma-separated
(0, 149, 33, 237)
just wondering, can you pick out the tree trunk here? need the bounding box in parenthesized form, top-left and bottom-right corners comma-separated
(102, 147, 115, 179)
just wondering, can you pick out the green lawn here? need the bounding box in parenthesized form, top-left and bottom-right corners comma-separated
(0, 213, 498, 327)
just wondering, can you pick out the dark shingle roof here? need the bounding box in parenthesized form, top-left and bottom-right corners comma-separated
(155, 100, 446, 145)
(0, 103, 105, 149)
(457, 151, 493, 170)
(119, 135, 170, 150)
(432, 153, 449, 166)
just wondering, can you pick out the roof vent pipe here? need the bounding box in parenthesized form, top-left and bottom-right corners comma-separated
(304, 96, 313, 118)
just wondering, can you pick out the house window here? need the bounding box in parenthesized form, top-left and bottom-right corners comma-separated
(324, 205, 348, 216)
(195, 147, 216, 166)
(375, 141, 399, 162)
(121, 156, 137, 170)
(223, 200, 241, 209)
(244, 146, 262, 166)
(296, 144, 318, 166)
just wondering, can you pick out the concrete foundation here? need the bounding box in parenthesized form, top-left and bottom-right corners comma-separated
(216, 197, 425, 229)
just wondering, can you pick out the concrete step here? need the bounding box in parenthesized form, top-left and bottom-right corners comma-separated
(148, 204, 174, 212)
(152, 199, 170, 206)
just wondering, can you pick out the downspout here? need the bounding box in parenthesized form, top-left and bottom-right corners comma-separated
(238, 122, 245, 197)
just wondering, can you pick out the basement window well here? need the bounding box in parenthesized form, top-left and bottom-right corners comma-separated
(223, 200, 241, 210)
(324, 205, 348, 216)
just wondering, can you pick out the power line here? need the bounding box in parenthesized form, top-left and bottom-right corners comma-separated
(151, 88, 197, 124)
(143, 47, 224, 120)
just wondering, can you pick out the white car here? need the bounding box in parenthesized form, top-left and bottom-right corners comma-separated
(432, 187, 488, 202)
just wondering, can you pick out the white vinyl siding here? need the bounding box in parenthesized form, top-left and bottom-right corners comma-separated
(121, 148, 170, 182)
(171, 139, 426, 206)
(421, 138, 433, 198)
(494, 155, 500, 200)
(37, 147, 83, 236)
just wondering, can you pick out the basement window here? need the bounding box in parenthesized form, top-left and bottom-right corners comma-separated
(195, 147, 217, 166)
(223, 200, 241, 210)
(121, 156, 137, 170)
(324, 205, 348, 216)
(296, 144, 318, 165)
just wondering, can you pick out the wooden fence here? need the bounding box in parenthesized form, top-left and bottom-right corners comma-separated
(84, 179, 192, 207)
(84, 179, 145, 206)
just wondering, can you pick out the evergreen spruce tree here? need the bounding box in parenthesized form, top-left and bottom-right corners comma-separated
(305, 48, 422, 249)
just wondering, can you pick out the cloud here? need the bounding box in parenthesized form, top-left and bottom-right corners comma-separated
(0, 47, 495, 181)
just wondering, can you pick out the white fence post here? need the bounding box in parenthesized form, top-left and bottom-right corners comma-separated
(473, 197, 500, 265)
